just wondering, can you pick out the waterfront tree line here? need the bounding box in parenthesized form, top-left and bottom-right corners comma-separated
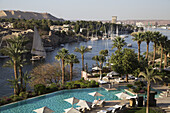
(0, 18, 140, 37)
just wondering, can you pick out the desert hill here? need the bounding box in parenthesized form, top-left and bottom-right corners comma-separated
(0, 10, 64, 21)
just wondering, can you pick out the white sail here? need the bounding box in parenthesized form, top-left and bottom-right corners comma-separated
(31, 26, 46, 58)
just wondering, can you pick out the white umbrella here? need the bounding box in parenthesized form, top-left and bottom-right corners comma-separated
(76, 100, 92, 110)
(33, 106, 54, 113)
(64, 107, 81, 113)
(64, 97, 79, 107)
(88, 92, 104, 97)
(92, 67, 101, 71)
(107, 71, 119, 76)
(88, 91, 104, 100)
(115, 92, 132, 100)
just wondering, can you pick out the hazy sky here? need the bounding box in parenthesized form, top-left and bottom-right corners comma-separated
(0, 0, 170, 20)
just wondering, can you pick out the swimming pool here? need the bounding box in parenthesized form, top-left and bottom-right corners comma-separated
(0, 87, 160, 113)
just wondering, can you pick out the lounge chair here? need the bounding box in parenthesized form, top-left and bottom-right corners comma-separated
(97, 99, 105, 107)
(98, 80, 108, 84)
(97, 110, 107, 113)
(112, 107, 120, 113)
(106, 105, 120, 113)
(114, 78, 124, 83)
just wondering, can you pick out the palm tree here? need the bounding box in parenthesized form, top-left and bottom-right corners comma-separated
(7, 77, 20, 94)
(163, 40, 170, 68)
(23, 71, 31, 91)
(112, 36, 126, 51)
(74, 46, 91, 71)
(158, 35, 168, 69)
(131, 32, 144, 61)
(151, 31, 162, 66)
(98, 55, 106, 68)
(144, 31, 153, 60)
(139, 68, 162, 113)
(55, 48, 69, 84)
(99, 49, 108, 56)
(0, 36, 28, 95)
(92, 55, 99, 66)
(65, 54, 79, 81)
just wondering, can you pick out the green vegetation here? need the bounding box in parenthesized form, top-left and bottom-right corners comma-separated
(0, 79, 99, 106)
(126, 107, 165, 113)
(112, 36, 126, 51)
(110, 48, 139, 82)
(0, 35, 29, 95)
(131, 32, 144, 61)
(0, 18, 135, 37)
(65, 54, 80, 81)
(75, 46, 91, 71)
(139, 68, 162, 113)
(55, 48, 69, 84)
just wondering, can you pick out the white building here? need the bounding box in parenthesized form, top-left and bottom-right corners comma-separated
(136, 22, 144, 27)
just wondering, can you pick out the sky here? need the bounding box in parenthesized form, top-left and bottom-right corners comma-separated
(0, 0, 170, 21)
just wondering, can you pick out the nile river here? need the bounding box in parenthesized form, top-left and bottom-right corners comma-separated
(0, 28, 169, 97)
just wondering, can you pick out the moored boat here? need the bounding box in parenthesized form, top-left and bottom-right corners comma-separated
(127, 43, 132, 47)
(31, 26, 46, 61)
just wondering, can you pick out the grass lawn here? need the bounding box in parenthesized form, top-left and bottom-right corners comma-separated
(126, 107, 165, 113)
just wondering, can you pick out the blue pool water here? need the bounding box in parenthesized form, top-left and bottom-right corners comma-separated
(0, 87, 125, 113)
(0, 87, 160, 113)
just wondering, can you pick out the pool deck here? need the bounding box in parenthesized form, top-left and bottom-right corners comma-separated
(88, 77, 170, 113)
(154, 85, 170, 113)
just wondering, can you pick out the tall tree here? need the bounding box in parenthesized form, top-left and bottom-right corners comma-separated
(163, 40, 170, 68)
(139, 68, 162, 113)
(158, 35, 168, 69)
(112, 36, 126, 51)
(65, 54, 79, 81)
(110, 49, 138, 82)
(131, 32, 144, 61)
(151, 31, 162, 66)
(0, 36, 28, 95)
(55, 48, 69, 84)
(92, 55, 99, 67)
(122, 49, 139, 82)
(99, 49, 108, 56)
(74, 46, 91, 71)
(98, 55, 106, 68)
(144, 31, 153, 60)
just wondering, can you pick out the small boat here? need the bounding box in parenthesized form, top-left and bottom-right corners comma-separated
(127, 43, 132, 47)
(87, 46, 92, 49)
(31, 26, 46, 61)
(45, 46, 54, 52)
(60, 44, 64, 47)
(120, 35, 128, 38)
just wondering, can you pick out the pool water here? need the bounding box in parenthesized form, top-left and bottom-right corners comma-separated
(0, 87, 160, 113)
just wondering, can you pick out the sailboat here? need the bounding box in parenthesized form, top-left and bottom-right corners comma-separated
(0, 38, 9, 59)
(31, 26, 46, 61)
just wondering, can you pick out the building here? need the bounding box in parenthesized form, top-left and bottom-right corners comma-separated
(136, 22, 144, 27)
(112, 16, 117, 24)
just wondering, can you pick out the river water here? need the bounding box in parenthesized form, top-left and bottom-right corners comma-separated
(0, 28, 169, 97)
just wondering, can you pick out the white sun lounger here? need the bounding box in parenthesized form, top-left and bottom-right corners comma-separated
(97, 110, 107, 113)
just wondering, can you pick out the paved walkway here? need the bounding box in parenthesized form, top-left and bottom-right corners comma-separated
(154, 85, 170, 113)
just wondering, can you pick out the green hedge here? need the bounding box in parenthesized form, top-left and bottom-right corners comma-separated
(0, 79, 99, 106)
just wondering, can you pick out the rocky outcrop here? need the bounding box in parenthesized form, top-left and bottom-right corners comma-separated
(0, 10, 64, 21)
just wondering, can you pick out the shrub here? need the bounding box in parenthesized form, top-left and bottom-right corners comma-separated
(12, 95, 22, 101)
(34, 84, 46, 95)
(66, 82, 73, 89)
(79, 77, 85, 82)
(19, 92, 28, 99)
(127, 84, 133, 88)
